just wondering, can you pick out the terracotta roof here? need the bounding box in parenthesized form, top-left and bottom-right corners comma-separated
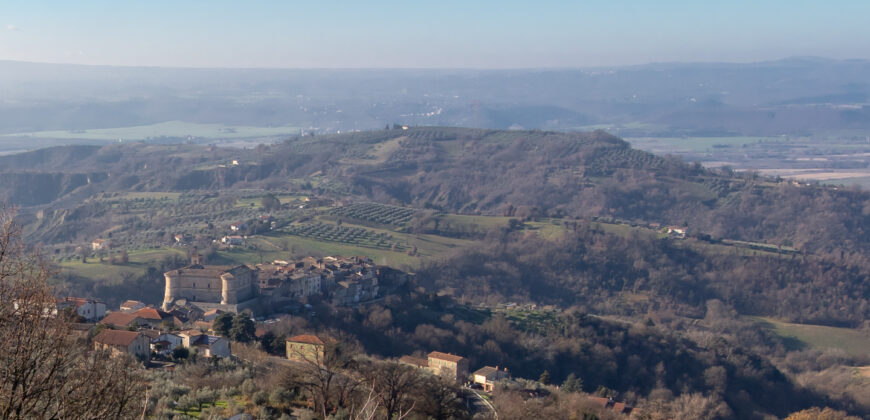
(179, 329, 204, 337)
(587, 397, 633, 413)
(193, 321, 213, 330)
(120, 300, 143, 309)
(99, 312, 138, 327)
(94, 329, 141, 346)
(428, 351, 465, 363)
(139, 329, 162, 339)
(474, 366, 499, 377)
(287, 334, 325, 346)
(399, 356, 428, 368)
(58, 297, 97, 308)
(133, 307, 172, 320)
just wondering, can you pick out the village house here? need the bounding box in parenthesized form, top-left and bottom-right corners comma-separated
(140, 329, 183, 355)
(99, 307, 182, 329)
(179, 330, 231, 358)
(56, 297, 106, 322)
(120, 300, 146, 313)
(587, 397, 635, 415)
(129, 307, 183, 328)
(202, 308, 226, 322)
(91, 239, 109, 251)
(666, 226, 687, 239)
(398, 355, 429, 369)
(99, 311, 139, 329)
(286, 334, 325, 363)
(93, 329, 151, 361)
(230, 222, 247, 232)
(427, 351, 470, 383)
(221, 235, 244, 246)
(473, 366, 511, 392)
(331, 275, 378, 306)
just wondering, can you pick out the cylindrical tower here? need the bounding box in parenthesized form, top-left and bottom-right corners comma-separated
(221, 273, 232, 304)
(162, 271, 178, 310)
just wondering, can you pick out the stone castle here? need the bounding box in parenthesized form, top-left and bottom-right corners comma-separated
(162, 253, 258, 312)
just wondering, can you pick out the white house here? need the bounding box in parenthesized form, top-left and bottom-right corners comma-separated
(179, 330, 231, 358)
(56, 297, 106, 322)
(473, 366, 510, 392)
(221, 235, 244, 246)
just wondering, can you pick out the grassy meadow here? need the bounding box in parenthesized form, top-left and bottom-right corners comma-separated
(756, 317, 870, 358)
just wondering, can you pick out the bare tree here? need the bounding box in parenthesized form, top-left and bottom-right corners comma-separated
(282, 339, 359, 419)
(0, 205, 147, 419)
(363, 361, 419, 420)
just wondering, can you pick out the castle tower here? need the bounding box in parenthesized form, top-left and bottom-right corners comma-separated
(163, 271, 178, 310)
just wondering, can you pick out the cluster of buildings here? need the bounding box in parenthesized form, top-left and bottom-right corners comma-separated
(54, 296, 231, 363)
(284, 335, 511, 392)
(162, 254, 385, 314)
(399, 351, 510, 391)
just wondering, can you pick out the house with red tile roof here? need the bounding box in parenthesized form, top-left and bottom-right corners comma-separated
(130, 307, 182, 328)
(286, 334, 326, 363)
(99, 311, 139, 329)
(587, 397, 635, 415)
(93, 329, 150, 361)
(427, 351, 469, 383)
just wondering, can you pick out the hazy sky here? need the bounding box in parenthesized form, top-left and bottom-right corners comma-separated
(1, 0, 869, 68)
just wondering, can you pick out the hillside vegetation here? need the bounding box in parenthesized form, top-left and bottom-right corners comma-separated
(3, 127, 868, 255)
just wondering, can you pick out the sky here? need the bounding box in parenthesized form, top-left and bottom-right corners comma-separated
(1, 0, 869, 68)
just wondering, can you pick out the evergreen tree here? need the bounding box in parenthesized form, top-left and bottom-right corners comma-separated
(213, 313, 233, 337)
(539, 370, 551, 385)
(230, 312, 256, 342)
(562, 373, 583, 393)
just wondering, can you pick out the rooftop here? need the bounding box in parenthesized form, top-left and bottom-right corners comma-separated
(133, 307, 172, 321)
(428, 351, 465, 363)
(399, 355, 429, 368)
(473, 366, 500, 376)
(287, 334, 325, 346)
(99, 311, 137, 327)
(94, 329, 141, 346)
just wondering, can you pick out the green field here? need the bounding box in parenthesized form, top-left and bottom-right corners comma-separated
(104, 192, 182, 201)
(755, 317, 870, 358)
(56, 247, 186, 280)
(626, 136, 778, 154)
(2, 121, 301, 141)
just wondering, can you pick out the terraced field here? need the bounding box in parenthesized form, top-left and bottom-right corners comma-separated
(280, 222, 406, 251)
(329, 203, 417, 227)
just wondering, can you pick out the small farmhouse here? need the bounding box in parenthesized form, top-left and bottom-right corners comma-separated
(93, 329, 150, 361)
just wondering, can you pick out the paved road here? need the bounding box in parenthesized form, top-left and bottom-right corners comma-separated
(464, 388, 497, 419)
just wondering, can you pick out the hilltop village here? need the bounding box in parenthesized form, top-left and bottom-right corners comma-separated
(162, 252, 388, 314)
(52, 257, 636, 419)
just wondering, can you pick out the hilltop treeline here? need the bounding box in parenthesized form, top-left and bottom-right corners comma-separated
(416, 225, 870, 327)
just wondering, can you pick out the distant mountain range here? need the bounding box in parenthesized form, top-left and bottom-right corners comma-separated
(1, 57, 870, 137)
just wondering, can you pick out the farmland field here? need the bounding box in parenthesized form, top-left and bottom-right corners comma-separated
(755, 317, 870, 358)
(626, 136, 776, 154)
(1, 121, 301, 142)
(55, 247, 186, 280)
